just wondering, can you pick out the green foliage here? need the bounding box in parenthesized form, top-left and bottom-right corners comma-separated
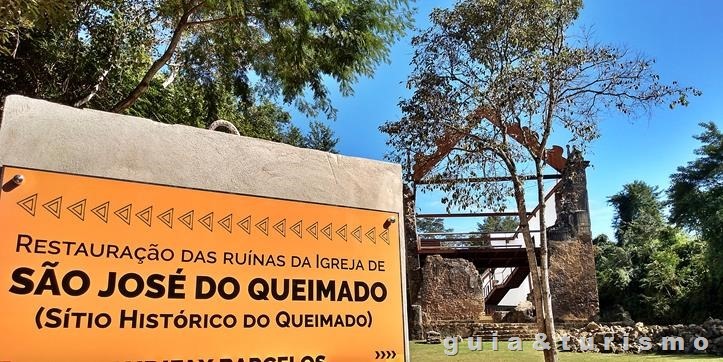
(280, 124, 306, 149)
(304, 121, 339, 153)
(639, 229, 707, 319)
(416, 218, 452, 234)
(124, 75, 314, 147)
(201, 0, 414, 117)
(597, 124, 723, 323)
(608, 181, 666, 247)
(595, 236, 633, 304)
(0, 0, 155, 109)
(596, 229, 708, 323)
(126, 77, 339, 151)
(596, 181, 711, 323)
(669, 122, 723, 267)
(668, 121, 723, 315)
(381, 0, 697, 212)
(476, 216, 519, 233)
(118, 0, 413, 116)
(1, 0, 410, 149)
(0, 0, 72, 56)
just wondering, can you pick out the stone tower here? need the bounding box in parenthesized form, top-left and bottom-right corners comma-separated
(547, 150, 600, 321)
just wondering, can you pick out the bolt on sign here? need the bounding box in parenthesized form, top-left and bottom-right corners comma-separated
(0, 166, 405, 361)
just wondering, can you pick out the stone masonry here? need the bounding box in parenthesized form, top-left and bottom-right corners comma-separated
(418, 255, 485, 326)
(547, 150, 600, 322)
(405, 149, 600, 338)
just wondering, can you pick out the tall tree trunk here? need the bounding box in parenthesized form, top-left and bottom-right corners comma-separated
(509, 176, 547, 337)
(111, 10, 194, 112)
(537, 56, 559, 361)
(74, 66, 112, 107)
(536, 160, 558, 362)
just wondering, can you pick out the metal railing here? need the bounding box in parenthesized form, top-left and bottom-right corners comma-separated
(481, 267, 513, 299)
(417, 231, 540, 250)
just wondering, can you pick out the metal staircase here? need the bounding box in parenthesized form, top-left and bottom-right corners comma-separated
(483, 266, 530, 306)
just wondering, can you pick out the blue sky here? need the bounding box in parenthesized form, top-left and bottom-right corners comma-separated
(290, 0, 723, 239)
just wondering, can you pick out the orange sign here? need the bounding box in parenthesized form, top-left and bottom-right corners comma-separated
(0, 166, 405, 362)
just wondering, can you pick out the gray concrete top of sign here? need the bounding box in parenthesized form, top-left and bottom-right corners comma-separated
(0, 95, 402, 213)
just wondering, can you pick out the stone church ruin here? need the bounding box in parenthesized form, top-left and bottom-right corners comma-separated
(402, 126, 600, 340)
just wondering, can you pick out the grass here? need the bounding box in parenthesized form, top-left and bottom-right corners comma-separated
(410, 341, 718, 361)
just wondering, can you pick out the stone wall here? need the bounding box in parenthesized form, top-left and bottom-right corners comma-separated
(402, 184, 423, 340)
(419, 255, 485, 327)
(425, 321, 540, 339)
(424, 321, 587, 340)
(549, 239, 599, 321)
(548, 150, 600, 322)
(559, 321, 723, 356)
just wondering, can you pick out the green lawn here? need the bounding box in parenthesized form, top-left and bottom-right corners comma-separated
(410, 341, 719, 361)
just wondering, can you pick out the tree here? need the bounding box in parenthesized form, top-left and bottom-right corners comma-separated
(1, 1, 351, 150)
(108, 0, 413, 114)
(608, 181, 665, 246)
(669, 122, 723, 262)
(596, 182, 709, 323)
(639, 228, 707, 321)
(477, 215, 519, 233)
(416, 217, 452, 234)
(382, 1, 696, 359)
(606, 182, 665, 313)
(669, 121, 723, 315)
(594, 234, 633, 311)
(278, 122, 306, 149)
(0, 0, 71, 56)
(0, 0, 156, 111)
(304, 121, 339, 153)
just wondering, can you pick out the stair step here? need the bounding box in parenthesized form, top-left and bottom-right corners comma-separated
(485, 266, 530, 305)
(471, 322, 539, 339)
(476, 327, 537, 330)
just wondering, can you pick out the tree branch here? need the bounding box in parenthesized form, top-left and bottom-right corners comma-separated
(187, 16, 242, 26)
(11, 27, 20, 59)
(74, 66, 113, 107)
(111, 5, 200, 112)
(162, 62, 180, 88)
(186, 0, 206, 13)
